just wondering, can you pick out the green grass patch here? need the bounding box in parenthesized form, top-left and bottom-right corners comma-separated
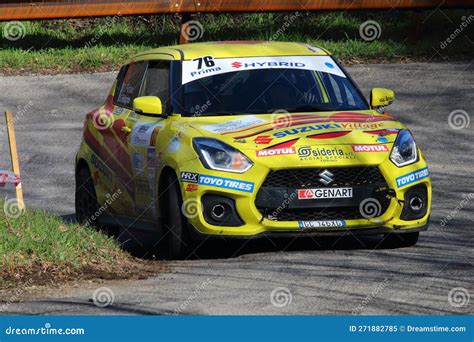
(0, 10, 472, 74)
(0, 205, 157, 289)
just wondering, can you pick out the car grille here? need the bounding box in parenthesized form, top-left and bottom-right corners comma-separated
(257, 167, 390, 221)
(261, 167, 386, 188)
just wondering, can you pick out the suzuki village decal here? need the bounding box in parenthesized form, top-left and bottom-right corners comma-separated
(396, 167, 429, 188)
(298, 220, 346, 229)
(181, 172, 254, 193)
(181, 55, 346, 84)
(297, 187, 353, 200)
(201, 116, 266, 134)
(297, 146, 355, 162)
(352, 144, 389, 152)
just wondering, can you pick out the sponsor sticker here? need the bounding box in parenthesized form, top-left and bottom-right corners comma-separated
(297, 146, 355, 162)
(297, 187, 353, 200)
(298, 220, 346, 228)
(199, 175, 254, 193)
(132, 153, 145, 175)
(180, 172, 254, 192)
(182, 55, 346, 84)
(396, 167, 429, 188)
(256, 147, 296, 157)
(185, 183, 199, 192)
(253, 135, 273, 144)
(352, 144, 389, 152)
(131, 123, 162, 147)
(181, 171, 199, 183)
(201, 116, 266, 134)
(273, 123, 343, 138)
(90, 154, 112, 181)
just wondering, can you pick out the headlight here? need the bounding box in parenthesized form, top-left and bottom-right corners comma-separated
(390, 130, 418, 167)
(193, 138, 253, 173)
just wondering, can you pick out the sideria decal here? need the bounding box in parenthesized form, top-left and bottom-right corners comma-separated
(181, 172, 254, 193)
(298, 220, 346, 228)
(352, 144, 389, 152)
(396, 167, 429, 188)
(297, 146, 355, 162)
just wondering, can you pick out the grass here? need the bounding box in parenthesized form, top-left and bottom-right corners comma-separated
(0, 203, 158, 289)
(0, 10, 472, 74)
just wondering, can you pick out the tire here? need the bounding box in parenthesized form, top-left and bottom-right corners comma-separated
(75, 165, 100, 227)
(384, 232, 419, 248)
(163, 172, 192, 259)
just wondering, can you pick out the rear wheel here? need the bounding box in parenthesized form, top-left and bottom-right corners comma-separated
(163, 172, 193, 259)
(384, 232, 419, 248)
(75, 165, 100, 227)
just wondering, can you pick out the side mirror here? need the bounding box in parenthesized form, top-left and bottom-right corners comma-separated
(370, 88, 395, 108)
(133, 96, 167, 117)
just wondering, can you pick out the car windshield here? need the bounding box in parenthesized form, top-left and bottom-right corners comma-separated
(180, 56, 368, 116)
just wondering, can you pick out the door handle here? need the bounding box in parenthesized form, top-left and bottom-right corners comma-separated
(121, 125, 132, 133)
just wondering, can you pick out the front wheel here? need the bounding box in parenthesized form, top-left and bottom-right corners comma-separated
(384, 232, 419, 248)
(163, 173, 193, 259)
(75, 166, 100, 227)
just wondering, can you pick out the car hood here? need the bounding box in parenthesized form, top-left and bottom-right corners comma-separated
(186, 110, 405, 166)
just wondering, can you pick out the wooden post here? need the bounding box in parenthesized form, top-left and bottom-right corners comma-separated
(179, 14, 192, 44)
(5, 111, 25, 210)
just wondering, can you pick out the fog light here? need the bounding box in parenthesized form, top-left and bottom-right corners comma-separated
(211, 204, 226, 220)
(401, 185, 428, 220)
(409, 196, 423, 211)
(201, 195, 244, 227)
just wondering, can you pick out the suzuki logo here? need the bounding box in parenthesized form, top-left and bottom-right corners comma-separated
(231, 61, 242, 68)
(318, 169, 334, 185)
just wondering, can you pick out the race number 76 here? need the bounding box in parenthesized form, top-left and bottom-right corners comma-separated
(192, 56, 215, 69)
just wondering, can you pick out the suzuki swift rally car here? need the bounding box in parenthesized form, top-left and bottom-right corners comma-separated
(75, 41, 431, 258)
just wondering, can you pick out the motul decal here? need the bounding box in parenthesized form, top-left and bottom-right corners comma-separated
(352, 144, 389, 152)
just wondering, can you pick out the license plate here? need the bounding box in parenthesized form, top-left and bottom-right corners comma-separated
(298, 220, 346, 229)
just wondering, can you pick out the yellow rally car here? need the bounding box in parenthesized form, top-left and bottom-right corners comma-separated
(75, 41, 431, 258)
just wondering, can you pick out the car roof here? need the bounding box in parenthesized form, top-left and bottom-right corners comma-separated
(128, 41, 331, 62)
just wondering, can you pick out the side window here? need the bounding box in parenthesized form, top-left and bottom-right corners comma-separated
(113, 65, 128, 104)
(141, 60, 170, 114)
(115, 62, 147, 109)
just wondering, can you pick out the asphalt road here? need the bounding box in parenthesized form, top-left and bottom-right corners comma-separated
(0, 62, 472, 315)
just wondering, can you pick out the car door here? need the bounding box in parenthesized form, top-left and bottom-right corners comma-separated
(95, 61, 148, 218)
(124, 59, 171, 221)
